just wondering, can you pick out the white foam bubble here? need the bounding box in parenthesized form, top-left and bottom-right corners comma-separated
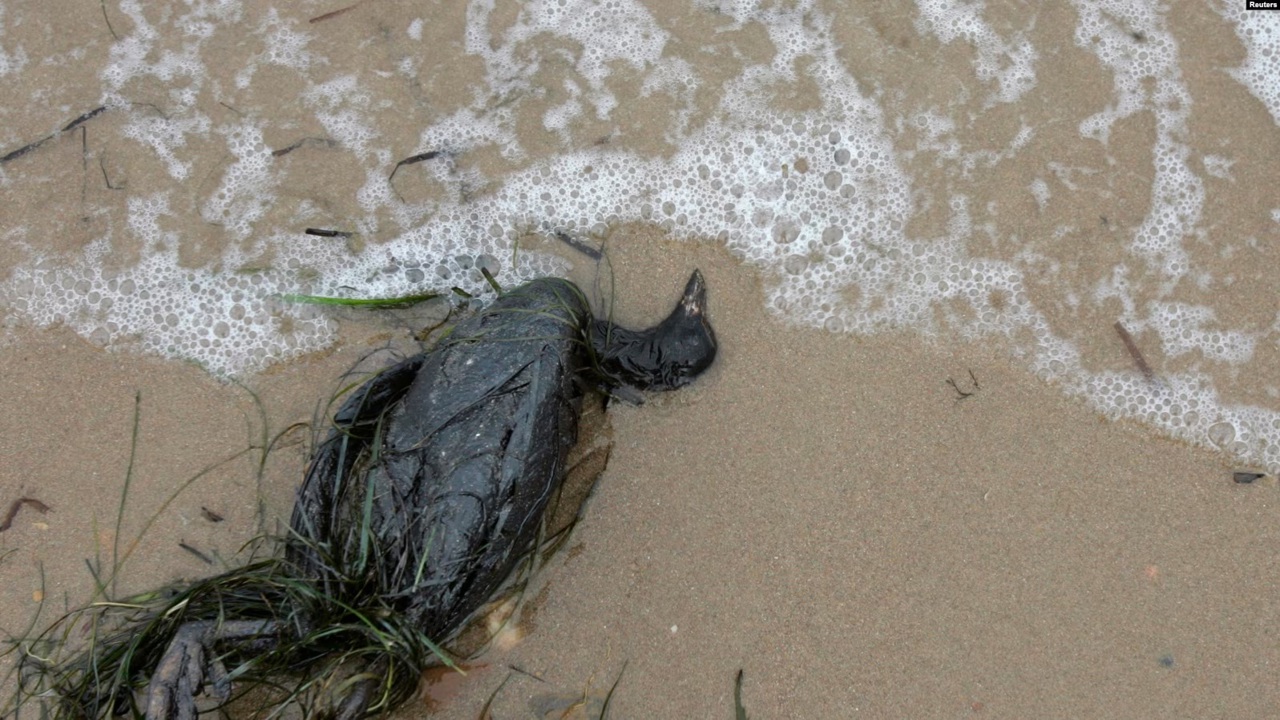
(1, 187, 572, 375)
(1030, 178, 1050, 210)
(1073, 0, 1199, 290)
(1202, 154, 1235, 180)
(914, 0, 1039, 104)
(1146, 302, 1257, 365)
(234, 8, 318, 89)
(1219, 2, 1280, 126)
(0, 5, 29, 77)
(464, 0, 669, 125)
(305, 76, 376, 155)
(202, 121, 277, 239)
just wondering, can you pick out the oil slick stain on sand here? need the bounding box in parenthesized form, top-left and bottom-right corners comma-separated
(2, 1, 1279, 478)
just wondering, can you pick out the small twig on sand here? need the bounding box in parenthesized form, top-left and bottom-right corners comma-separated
(271, 136, 338, 158)
(309, 0, 369, 23)
(946, 369, 980, 400)
(0, 497, 51, 532)
(507, 665, 546, 683)
(63, 106, 108, 134)
(99, 155, 120, 189)
(1113, 321, 1156, 382)
(100, 0, 120, 39)
(305, 228, 354, 238)
(553, 230, 604, 261)
(1, 106, 107, 165)
(178, 542, 214, 565)
(388, 150, 443, 184)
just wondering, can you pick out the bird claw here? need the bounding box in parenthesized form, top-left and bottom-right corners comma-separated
(144, 619, 277, 720)
(146, 621, 215, 720)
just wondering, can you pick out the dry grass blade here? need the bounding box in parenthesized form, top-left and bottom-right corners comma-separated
(599, 661, 627, 719)
(475, 672, 512, 720)
(735, 669, 750, 720)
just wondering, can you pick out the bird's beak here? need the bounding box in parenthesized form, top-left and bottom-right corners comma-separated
(678, 269, 708, 318)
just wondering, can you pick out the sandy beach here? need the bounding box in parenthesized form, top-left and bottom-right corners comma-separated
(3, 237, 1276, 717)
(3, 1, 1280, 717)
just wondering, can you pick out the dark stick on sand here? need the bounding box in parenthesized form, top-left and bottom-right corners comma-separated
(177, 542, 214, 565)
(271, 137, 338, 158)
(63, 106, 108, 134)
(99, 155, 120, 189)
(309, 1, 368, 23)
(0, 497, 51, 532)
(945, 369, 980, 400)
(388, 150, 443, 184)
(1113, 321, 1156, 382)
(1, 106, 107, 165)
(99, 0, 120, 40)
(304, 228, 354, 238)
(553, 230, 604, 261)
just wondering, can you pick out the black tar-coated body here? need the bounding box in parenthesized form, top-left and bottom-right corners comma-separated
(288, 278, 593, 641)
(60, 271, 715, 720)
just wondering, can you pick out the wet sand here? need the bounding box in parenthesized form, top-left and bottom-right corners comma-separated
(3, 1, 1280, 718)
(426, 238, 1279, 718)
(3, 237, 1277, 717)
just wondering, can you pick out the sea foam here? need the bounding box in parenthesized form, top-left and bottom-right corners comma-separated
(2, 0, 1279, 475)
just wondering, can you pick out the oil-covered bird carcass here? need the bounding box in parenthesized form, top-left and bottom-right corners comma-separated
(19, 271, 717, 720)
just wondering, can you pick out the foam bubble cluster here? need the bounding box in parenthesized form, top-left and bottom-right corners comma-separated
(1220, 2, 1280, 126)
(2, 189, 569, 376)
(1146, 302, 1256, 364)
(915, 0, 1039, 104)
(0, 5, 28, 78)
(234, 8, 318, 89)
(464, 0, 670, 126)
(202, 122, 277, 240)
(1074, 0, 1201, 289)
